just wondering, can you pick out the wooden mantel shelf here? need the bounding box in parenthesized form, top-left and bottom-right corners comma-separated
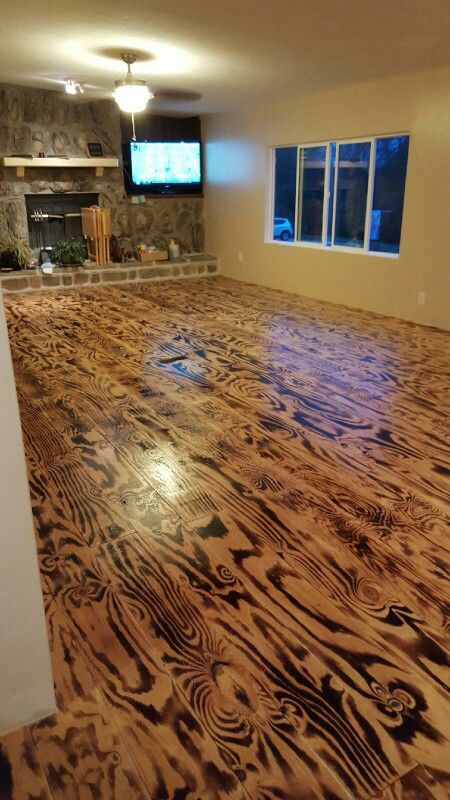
(0, 156, 119, 178)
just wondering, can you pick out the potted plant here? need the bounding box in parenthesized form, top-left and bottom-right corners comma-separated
(0, 235, 32, 271)
(52, 237, 87, 267)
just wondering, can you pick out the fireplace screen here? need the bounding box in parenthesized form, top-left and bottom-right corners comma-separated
(26, 193, 99, 251)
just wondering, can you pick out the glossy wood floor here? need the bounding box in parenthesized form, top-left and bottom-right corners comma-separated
(1, 277, 449, 800)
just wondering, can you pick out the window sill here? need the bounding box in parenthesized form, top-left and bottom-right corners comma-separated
(266, 240, 400, 259)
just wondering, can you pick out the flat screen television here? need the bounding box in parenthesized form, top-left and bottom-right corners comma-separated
(122, 140, 203, 195)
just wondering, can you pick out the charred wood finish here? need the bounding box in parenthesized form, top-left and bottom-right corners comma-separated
(1, 276, 449, 800)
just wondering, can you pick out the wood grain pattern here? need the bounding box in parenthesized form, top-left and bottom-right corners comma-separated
(0, 727, 52, 800)
(41, 569, 247, 800)
(30, 593, 153, 800)
(372, 765, 449, 800)
(1, 276, 449, 800)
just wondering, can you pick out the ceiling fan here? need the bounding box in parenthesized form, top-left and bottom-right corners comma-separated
(64, 52, 201, 138)
(113, 52, 154, 113)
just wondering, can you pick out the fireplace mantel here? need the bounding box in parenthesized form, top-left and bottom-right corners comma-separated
(0, 156, 119, 178)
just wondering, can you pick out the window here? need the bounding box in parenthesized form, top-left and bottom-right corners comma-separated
(272, 147, 297, 241)
(270, 134, 409, 256)
(298, 146, 327, 244)
(334, 141, 371, 249)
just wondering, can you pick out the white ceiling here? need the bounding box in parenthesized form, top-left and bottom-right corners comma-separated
(1, 0, 450, 113)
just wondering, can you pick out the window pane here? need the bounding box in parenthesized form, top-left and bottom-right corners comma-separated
(370, 135, 409, 254)
(334, 141, 371, 248)
(298, 146, 326, 243)
(326, 142, 336, 246)
(272, 147, 297, 241)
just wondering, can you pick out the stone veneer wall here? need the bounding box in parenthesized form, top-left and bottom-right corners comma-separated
(0, 83, 204, 252)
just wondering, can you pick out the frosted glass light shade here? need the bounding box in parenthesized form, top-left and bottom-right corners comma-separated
(113, 82, 152, 113)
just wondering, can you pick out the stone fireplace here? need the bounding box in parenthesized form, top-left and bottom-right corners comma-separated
(0, 82, 205, 256)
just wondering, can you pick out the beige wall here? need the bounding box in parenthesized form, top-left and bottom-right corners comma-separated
(204, 68, 450, 329)
(0, 299, 55, 735)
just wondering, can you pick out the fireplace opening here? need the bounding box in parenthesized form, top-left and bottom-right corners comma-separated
(26, 193, 99, 253)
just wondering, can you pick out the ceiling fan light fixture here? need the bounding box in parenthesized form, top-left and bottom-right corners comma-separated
(65, 79, 84, 95)
(113, 81, 152, 112)
(113, 52, 153, 113)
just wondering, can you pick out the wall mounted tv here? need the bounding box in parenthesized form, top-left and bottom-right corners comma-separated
(123, 140, 203, 196)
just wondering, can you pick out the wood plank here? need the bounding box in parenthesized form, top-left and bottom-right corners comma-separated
(16, 594, 153, 800)
(3, 276, 450, 800)
(43, 556, 256, 800)
(90, 526, 450, 781)
(40, 584, 246, 800)
(373, 765, 449, 800)
(49, 539, 355, 800)
(9, 286, 447, 636)
(0, 726, 52, 800)
(11, 290, 449, 569)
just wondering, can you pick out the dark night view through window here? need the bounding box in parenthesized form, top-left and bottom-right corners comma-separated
(271, 135, 409, 255)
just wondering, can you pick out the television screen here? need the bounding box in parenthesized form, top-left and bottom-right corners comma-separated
(130, 141, 201, 187)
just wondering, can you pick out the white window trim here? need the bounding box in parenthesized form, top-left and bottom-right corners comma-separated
(321, 143, 331, 247)
(330, 141, 339, 247)
(294, 146, 301, 241)
(363, 141, 376, 251)
(267, 132, 408, 259)
(267, 240, 400, 259)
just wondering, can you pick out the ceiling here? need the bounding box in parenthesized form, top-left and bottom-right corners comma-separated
(1, 0, 450, 114)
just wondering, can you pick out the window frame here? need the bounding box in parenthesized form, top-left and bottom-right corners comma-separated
(296, 144, 328, 246)
(267, 133, 409, 259)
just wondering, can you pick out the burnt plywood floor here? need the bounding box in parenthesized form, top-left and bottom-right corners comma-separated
(1, 277, 449, 800)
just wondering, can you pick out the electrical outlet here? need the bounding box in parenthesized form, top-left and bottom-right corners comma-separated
(238, 251, 243, 262)
(418, 291, 426, 306)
